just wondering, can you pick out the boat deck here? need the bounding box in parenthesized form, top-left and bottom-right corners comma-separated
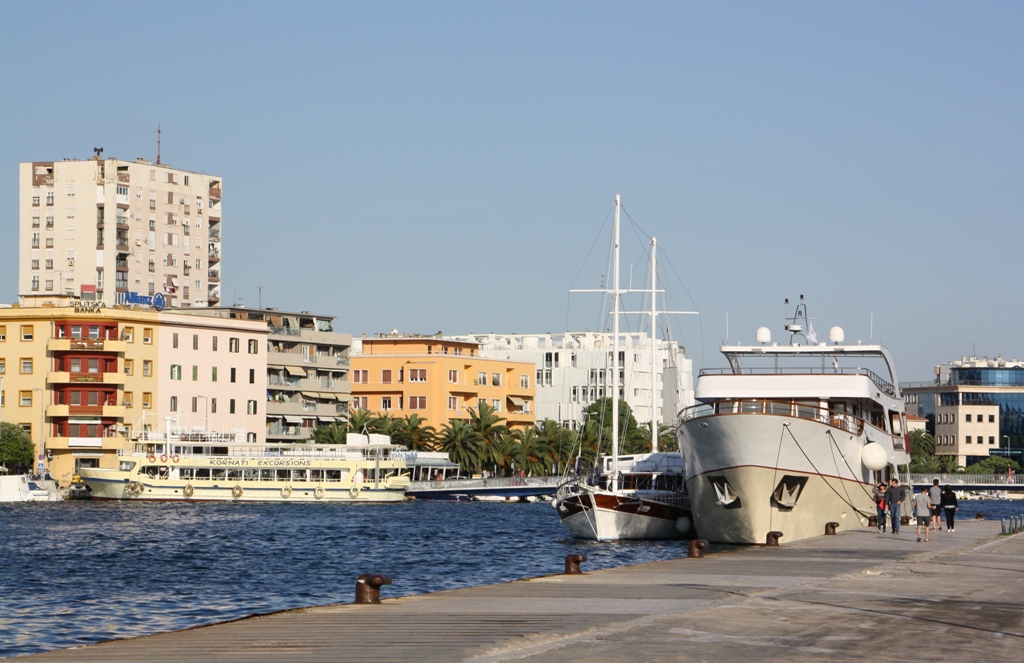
(21, 521, 1024, 662)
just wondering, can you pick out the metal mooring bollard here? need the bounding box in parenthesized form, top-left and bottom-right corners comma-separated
(901, 515, 911, 526)
(354, 573, 392, 604)
(867, 515, 878, 528)
(765, 531, 783, 547)
(688, 539, 709, 558)
(825, 522, 839, 536)
(1002, 518, 1009, 535)
(564, 554, 588, 574)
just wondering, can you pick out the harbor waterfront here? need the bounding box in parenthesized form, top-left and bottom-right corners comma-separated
(0, 500, 695, 659)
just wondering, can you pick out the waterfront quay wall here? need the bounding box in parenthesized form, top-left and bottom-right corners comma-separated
(22, 522, 1023, 662)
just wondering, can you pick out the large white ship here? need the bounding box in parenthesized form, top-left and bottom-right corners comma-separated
(77, 425, 410, 502)
(677, 298, 911, 544)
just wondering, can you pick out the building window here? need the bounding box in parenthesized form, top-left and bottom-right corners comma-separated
(448, 370, 458, 383)
(170, 364, 182, 380)
(521, 375, 529, 388)
(142, 392, 152, 409)
(229, 337, 240, 353)
(123, 326, 134, 342)
(381, 396, 392, 410)
(448, 396, 457, 410)
(409, 396, 426, 410)
(212, 336, 218, 351)
(249, 368, 255, 384)
(381, 369, 392, 384)
(477, 372, 486, 386)
(20, 358, 32, 374)
(0, 326, 5, 341)
(965, 436, 971, 444)
(211, 398, 217, 414)
(193, 334, 199, 350)
(143, 328, 153, 344)
(410, 369, 426, 382)
(248, 339, 258, 354)
(124, 359, 133, 376)
(170, 396, 178, 411)
(192, 365, 199, 381)
(20, 326, 33, 341)
(211, 366, 218, 382)
(20, 391, 32, 407)
(172, 333, 179, 349)
(143, 360, 152, 377)
(230, 368, 236, 383)
(965, 414, 971, 422)
(353, 396, 368, 410)
(123, 391, 133, 407)
(247, 400, 257, 415)
(229, 399, 236, 414)
(0, 359, 4, 374)
(353, 370, 367, 383)
(191, 397, 198, 413)
(492, 399, 501, 412)
(989, 436, 995, 444)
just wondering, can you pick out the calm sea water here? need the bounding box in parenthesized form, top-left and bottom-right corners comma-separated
(2, 498, 1021, 659)
(1, 500, 695, 659)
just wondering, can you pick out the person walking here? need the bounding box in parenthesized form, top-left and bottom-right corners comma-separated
(914, 485, 932, 542)
(872, 482, 888, 533)
(941, 485, 958, 532)
(884, 478, 905, 534)
(928, 479, 942, 531)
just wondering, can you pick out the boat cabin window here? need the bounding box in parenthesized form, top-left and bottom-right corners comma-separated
(119, 461, 136, 471)
(739, 401, 761, 414)
(194, 468, 211, 479)
(276, 469, 290, 480)
(889, 411, 903, 436)
(260, 470, 276, 481)
(326, 470, 343, 481)
(795, 401, 818, 420)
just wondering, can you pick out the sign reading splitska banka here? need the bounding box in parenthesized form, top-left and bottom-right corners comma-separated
(123, 291, 166, 311)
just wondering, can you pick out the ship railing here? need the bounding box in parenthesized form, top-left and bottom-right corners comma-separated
(699, 366, 896, 398)
(679, 399, 866, 436)
(411, 476, 562, 491)
(908, 473, 1024, 487)
(130, 443, 402, 461)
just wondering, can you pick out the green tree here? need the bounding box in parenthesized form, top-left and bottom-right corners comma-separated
(347, 409, 374, 434)
(369, 413, 403, 437)
(908, 429, 941, 473)
(439, 419, 485, 474)
(537, 419, 573, 474)
(656, 423, 679, 452)
(310, 422, 347, 445)
(514, 427, 551, 476)
(393, 414, 438, 451)
(0, 422, 36, 474)
(965, 456, 1022, 474)
(488, 433, 524, 476)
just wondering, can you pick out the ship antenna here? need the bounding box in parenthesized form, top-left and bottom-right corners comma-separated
(156, 124, 162, 165)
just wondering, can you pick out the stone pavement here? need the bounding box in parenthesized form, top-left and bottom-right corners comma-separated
(22, 521, 1024, 662)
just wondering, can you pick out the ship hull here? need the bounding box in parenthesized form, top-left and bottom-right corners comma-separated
(679, 413, 887, 544)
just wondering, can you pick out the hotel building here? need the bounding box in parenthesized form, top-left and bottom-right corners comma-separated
(350, 335, 536, 431)
(182, 307, 352, 442)
(19, 155, 222, 308)
(902, 355, 1024, 467)
(450, 332, 694, 429)
(0, 297, 266, 485)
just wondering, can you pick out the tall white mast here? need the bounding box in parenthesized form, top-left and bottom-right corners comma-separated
(650, 237, 658, 452)
(611, 194, 620, 491)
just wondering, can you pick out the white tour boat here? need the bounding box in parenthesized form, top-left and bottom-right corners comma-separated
(0, 470, 63, 502)
(677, 298, 912, 544)
(553, 196, 693, 540)
(76, 425, 410, 502)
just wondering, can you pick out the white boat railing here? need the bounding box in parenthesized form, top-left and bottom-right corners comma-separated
(131, 444, 402, 462)
(908, 473, 1024, 487)
(409, 476, 562, 491)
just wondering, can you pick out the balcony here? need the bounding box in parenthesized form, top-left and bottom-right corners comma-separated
(47, 339, 127, 353)
(117, 172, 130, 184)
(47, 371, 125, 385)
(208, 269, 220, 282)
(46, 436, 127, 451)
(266, 400, 340, 418)
(208, 246, 221, 261)
(209, 184, 221, 200)
(45, 404, 125, 418)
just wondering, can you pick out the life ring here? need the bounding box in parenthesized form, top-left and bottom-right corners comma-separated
(314, 486, 325, 499)
(147, 455, 156, 463)
(172, 454, 180, 464)
(349, 485, 361, 499)
(133, 482, 146, 495)
(184, 484, 194, 497)
(160, 454, 168, 463)
(281, 486, 292, 498)
(232, 485, 243, 499)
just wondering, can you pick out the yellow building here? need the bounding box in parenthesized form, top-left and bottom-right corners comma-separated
(0, 296, 267, 485)
(351, 335, 536, 431)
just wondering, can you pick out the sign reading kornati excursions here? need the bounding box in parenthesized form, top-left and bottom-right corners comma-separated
(205, 458, 314, 467)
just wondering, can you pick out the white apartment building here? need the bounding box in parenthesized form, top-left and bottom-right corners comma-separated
(19, 155, 222, 309)
(450, 332, 694, 429)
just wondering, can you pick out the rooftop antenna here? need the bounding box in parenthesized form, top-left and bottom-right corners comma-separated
(155, 124, 162, 165)
(93, 147, 103, 158)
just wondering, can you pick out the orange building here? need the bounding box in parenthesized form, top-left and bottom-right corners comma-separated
(350, 335, 535, 430)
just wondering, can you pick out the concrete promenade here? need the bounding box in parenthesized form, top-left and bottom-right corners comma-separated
(24, 521, 1024, 662)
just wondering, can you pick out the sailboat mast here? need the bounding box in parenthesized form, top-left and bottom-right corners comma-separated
(611, 195, 620, 491)
(650, 237, 658, 452)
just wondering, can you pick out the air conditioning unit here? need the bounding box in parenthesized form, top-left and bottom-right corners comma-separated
(135, 239, 142, 246)
(67, 258, 75, 266)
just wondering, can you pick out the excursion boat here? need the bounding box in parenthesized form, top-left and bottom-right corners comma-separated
(76, 426, 411, 502)
(552, 196, 693, 541)
(676, 297, 912, 544)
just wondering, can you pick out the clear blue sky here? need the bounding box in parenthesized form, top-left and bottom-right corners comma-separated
(1, 1, 1021, 381)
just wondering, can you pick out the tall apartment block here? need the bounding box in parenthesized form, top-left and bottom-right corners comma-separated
(19, 155, 222, 308)
(182, 307, 352, 442)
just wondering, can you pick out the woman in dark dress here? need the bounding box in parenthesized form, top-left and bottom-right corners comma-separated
(941, 485, 958, 532)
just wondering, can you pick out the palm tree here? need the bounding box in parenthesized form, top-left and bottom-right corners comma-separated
(469, 402, 508, 473)
(514, 427, 551, 476)
(370, 413, 403, 437)
(440, 419, 485, 475)
(310, 422, 347, 445)
(488, 433, 524, 476)
(347, 409, 374, 434)
(395, 414, 438, 451)
(537, 419, 573, 474)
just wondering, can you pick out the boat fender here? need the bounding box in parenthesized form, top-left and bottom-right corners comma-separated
(183, 484, 194, 498)
(134, 482, 145, 495)
(232, 485, 243, 499)
(160, 454, 168, 463)
(349, 485, 361, 498)
(314, 486, 325, 499)
(281, 486, 292, 498)
(147, 455, 156, 463)
(172, 454, 180, 464)
(861, 442, 888, 471)
(675, 516, 693, 534)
